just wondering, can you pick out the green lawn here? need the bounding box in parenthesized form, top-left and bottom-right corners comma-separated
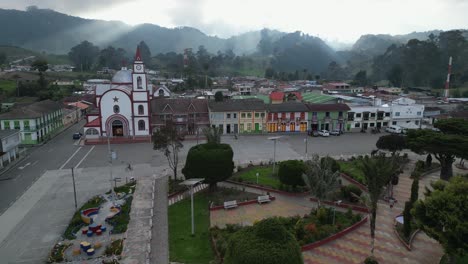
(0, 80, 16, 96)
(440, 254, 468, 264)
(169, 193, 214, 264)
(337, 160, 366, 184)
(233, 166, 280, 188)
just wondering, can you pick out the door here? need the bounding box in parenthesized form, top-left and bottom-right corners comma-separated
(363, 123, 368, 130)
(234, 124, 238, 133)
(112, 120, 124, 137)
(290, 122, 295, 132)
(226, 124, 231, 134)
(255, 123, 259, 132)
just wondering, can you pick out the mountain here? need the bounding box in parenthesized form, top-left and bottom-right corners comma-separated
(351, 30, 443, 56)
(0, 8, 284, 56)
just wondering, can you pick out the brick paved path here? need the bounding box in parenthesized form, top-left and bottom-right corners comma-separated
(302, 160, 444, 264)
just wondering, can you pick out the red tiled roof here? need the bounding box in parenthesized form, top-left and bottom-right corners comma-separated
(68, 102, 90, 110)
(84, 118, 101, 127)
(270, 91, 284, 100)
(290, 92, 303, 101)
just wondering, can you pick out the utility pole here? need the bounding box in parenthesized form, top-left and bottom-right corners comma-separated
(71, 167, 77, 210)
(305, 136, 308, 159)
(107, 136, 114, 204)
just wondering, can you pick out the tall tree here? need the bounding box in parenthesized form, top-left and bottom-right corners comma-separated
(359, 154, 400, 255)
(387, 65, 403, 87)
(376, 134, 406, 155)
(214, 91, 223, 102)
(413, 176, 468, 263)
(31, 58, 49, 92)
(354, 70, 368, 86)
(31, 58, 48, 73)
(302, 155, 340, 207)
(406, 119, 468, 180)
(152, 122, 184, 180)
(203, 126, 222, 144)
(98, 46, 128, 69)
(68, 41, 99, 71)
(138, 41, 152, 64)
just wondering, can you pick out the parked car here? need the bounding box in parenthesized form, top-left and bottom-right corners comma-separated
(308, 130, 320, 137)
(73, 132, 82, 140)
(330, 129, 341, 136)
(318, 130, 330, 137)
(385, 125, 402, 134)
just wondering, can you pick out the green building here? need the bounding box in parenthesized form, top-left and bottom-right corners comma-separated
(306, 103, 350, 132)
(0, 100, 64, 144)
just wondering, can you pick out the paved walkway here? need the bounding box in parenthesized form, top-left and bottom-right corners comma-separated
(302, 159, 444, 264)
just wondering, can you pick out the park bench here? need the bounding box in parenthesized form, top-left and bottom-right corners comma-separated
(257, 195, 271, 204)
(224, 200, 238, 209)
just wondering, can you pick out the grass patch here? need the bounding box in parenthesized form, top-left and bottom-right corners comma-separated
(169, 192, 214, 264)
(0, 80, 16, 95)
(207, 187, 258, 206)
(63, 196, 105, 240)
(338, 160, 366, 184)
(106, 182, 136, 195)
(107, 196, 133, 234)
(232, 165, 280, 188)
(440, 254, 468, 264)
(104, 239, 124, 256)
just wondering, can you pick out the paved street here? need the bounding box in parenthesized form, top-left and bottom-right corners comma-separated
(0, 127, 385, 263)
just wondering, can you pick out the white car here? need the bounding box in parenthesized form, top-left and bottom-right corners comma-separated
(318, 130, 330, 137)
(330, 129, 341, 136)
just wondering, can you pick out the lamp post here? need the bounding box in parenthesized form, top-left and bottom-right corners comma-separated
(180, 178, 204, 236)
(268, 136, 281, 175)
(304, 136, 308, 159)
(256, 172, 259, 184)
(71, 167, 77, 210)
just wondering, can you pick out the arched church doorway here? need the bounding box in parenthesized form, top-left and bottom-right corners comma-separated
(112, 120, 124, 137)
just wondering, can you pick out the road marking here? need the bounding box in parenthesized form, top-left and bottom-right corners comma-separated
(18, 162, 31, 170)
(59, 147, 82, 170)
(75, 146, 95, 169)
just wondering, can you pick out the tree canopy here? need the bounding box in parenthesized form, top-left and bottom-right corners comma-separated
(214, 91, 223, 102)
(406, 119, 468, 180)
(31, 58, 48, 72)
(138, 41, 152, 64)
(152, 123, 184, 180)
(182, 143, 234, 191)
(224, 218, 303, 264)
(376, 134, 406, 154)
(412, 176, 468, 260)
(68, 41, 99, 71)
(302, 155, 340, 207)
(98, 46, 128, 70)
(278, 160, 305, 188)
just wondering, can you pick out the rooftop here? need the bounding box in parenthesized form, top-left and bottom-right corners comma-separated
(302, 93, 336, 103)
(209, 99, 266, 112)
(151, 98, 209, 114)
(231, 95, 270, 104)
(306, 103, 351, 112)
(0, 100, 62, 119)
(268, 102, 309, 112)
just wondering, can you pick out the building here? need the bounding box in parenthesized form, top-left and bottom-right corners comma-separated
(269, 91, 303, 104)
(306, 103, 350, 132)
(323, 82, 363, 94)
(266, 102, 308, 133)
(62, 105, 82, 127)
(347, 105, 392, 132)
(0, 130, 21, 168)
(83, 47, 152, 139)
(208, 99, 267, 134)
(377, 87, 402, 94)
(390, 98, 425, 129)
(151, 98, 210, 135)
(153, 85, 171, 98)
(0, 100, 64, 144)
(423, 107, 442, 124)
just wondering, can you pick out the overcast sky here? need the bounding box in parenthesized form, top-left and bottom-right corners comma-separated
(2, 0, 468, 43)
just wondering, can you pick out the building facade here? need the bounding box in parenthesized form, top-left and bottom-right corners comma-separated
(390, 98, 425, 129)
(0, 130, 21, 168)
(208, 99, 267, 134)
(266, 102, 308, 133)
(347, 105, 392, 132)
(306, 104, 350, 132)
(0, 100, 64, 144)
(84, 47, 152, 139)
(151, 98, 210, 135)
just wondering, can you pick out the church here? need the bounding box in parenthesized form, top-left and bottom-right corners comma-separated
(84, 47, 153, 139)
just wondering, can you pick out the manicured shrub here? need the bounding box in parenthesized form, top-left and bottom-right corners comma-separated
(403, 201, 412, 239)
(410, 177, 419, 204)
(415, 160, 426, 172)
(278, 160, 305, 187)
(364, 256, 379, 264)
(224, 218, 303, 264)
(320, 156, 340, 173)
(340, 184, 362, 202)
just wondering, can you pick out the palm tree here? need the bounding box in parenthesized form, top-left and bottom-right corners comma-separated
(359, 154, 400, 255)
(203, 126, 222, 144)
(302, 155, 340, 207)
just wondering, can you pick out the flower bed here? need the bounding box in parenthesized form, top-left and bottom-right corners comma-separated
(63, 196, 105, 240)
(47, 242, 72, 263)
(210, 208, 363, 261)
(107, 196, 133, 234)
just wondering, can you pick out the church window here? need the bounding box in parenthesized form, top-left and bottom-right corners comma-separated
(113, 105, 120, 114)
(138, 105, 144, 115)
(158, 89, 165, 97)
(137, 76, 142, 89)
(138, 120, 146, 131)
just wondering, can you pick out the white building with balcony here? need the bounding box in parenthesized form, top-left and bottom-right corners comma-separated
(0, 130, 21, 168)
(347, 105, 392, 132)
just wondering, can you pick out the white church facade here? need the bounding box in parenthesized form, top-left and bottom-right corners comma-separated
(84, 47, 152, 139)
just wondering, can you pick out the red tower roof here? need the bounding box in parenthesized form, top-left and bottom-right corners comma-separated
(135, 46, 142, 61)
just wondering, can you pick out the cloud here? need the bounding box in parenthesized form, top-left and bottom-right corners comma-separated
(1, 0, 130, 13)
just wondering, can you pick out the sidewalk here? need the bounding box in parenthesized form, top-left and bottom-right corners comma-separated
(0, 150, 28, 179)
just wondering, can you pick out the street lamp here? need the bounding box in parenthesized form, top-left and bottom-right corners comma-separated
(268, 136, 281, 175)
(256, 172, 259, 184)
(304, 136, 308, 159)
(180, 178, 204, 236)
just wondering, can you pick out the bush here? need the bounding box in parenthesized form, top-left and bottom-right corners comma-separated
(320, 156, 340, 173)
(340, 184, 362, 202)
(105, 239, 124, 256)
(107, 197, 133, 234)
(278, 160, 305, 187)
(364, 256, 379, 264)
(224, 218, 303, 264)
(403, 201, 412, 239)
(415, 160, 426, 172)
(410, 178, 419, 204)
